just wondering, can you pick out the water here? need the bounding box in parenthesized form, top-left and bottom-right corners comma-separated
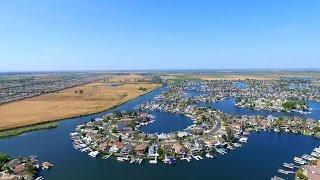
(205, 98, 320, 120)
(0, 86, 319, 180)
(140, 111, 193, 134)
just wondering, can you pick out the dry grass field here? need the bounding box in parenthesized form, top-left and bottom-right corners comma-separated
(0, 80, 160, 131)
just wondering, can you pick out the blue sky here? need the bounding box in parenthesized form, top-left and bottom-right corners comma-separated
(1, 0, 319, 71)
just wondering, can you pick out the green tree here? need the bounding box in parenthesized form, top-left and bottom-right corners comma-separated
(25, 163, 37, 176)
(0, 153, 11, 170)
(114, 111, 122, 119)
(157, 147, 165, 158)
(111, 127, 118, 133)
(0, 153, 11, 164)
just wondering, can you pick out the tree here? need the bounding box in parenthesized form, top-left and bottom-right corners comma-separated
(222, 127, 235, 143)
(157, 147, 165, 158)
(296, 169, 308, 180)
(0, 153, 10, 164)
(25, 163, 37, 176)
(125, 110, 133, 116)
(0, 153, 11, 170)
(98, 128, 104, 134)
(111, 127, 118, 134)
(114, 111, 122, 119)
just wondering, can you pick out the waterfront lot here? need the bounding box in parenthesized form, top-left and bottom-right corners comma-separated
(0, 81, 160, 131)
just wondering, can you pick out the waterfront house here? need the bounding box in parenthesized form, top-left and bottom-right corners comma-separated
(8, 159, 20, 170)
(195, 139, 206, 151)
(115, 142, 124, 150)
(172, 143, 186, 156)
(120, 144, 133, 155)
(157, 133, 168, 141)
(184, 142, 200, 154)
(148, 134, 158, 141)
(109, 145, 119, 153)
(135, 144, 148, 156)
(177, 131, 188, 138)
(162, 144, 173, 155)
(98, 142, 111, 153)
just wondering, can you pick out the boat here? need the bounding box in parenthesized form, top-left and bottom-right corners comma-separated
(277, 169, 288, 175)
(227, 145, 234, 150)
(88, 151, 99, 158)
(233, 143, 242, 147)
(301, 154, 317, 161)
(215, 148, 227, 155)
(205, 153, 214, 158)
(239, 137, 248, 143)
(283, 163, 294, 169)
(117, 157, 125, 162)
(169, 157, 176, 165)
(311, 152, 320, 158)
(149, 159, 157, 164)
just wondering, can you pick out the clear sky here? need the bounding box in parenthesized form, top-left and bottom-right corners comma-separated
(1, 0, 320, 71)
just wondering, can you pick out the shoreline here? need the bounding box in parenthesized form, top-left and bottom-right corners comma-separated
(0, 85, 163, 139)
(0, 121, 58, 139)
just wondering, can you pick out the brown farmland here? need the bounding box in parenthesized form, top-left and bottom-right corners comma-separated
(0, 81, 160, 131)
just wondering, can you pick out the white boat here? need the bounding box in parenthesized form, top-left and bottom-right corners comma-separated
(278, 169, 288, 175)
(311, 152, 320, 158)
(283, 163, 294, 169)
(117, 157, 125, 162)
(205, 153, 214, 158)
(313, 148, 320, 154)
(216, 148, 227, 155)
(233, 143, 242, 147)
(88, 151, 99, 158)
(239, 137, 248, 143)
(273, 128, 280, 132)
(227, 145, 234, 150)
(303, 154, 316, 161)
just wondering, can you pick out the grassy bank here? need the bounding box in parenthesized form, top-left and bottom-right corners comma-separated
(0, 121, 58, 139)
